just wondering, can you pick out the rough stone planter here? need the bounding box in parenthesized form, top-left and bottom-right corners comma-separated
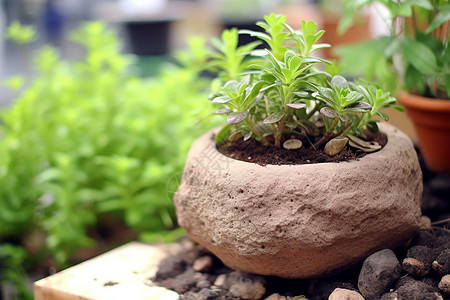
(174, 123, 423, 278)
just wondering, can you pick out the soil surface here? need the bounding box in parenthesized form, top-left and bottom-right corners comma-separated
(153, 146, 450, 299)
(217, 131, 387, 165)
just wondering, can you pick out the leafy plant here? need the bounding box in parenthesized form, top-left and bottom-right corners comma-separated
(337, 0, 450, 99)
(0, 244, 34, 300)
(207, 14, 400, 151)
(0, 20, 218, 292)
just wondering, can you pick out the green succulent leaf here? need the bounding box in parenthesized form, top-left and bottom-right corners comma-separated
(263, 112, 285, 124)
(331, 75, 349, 90)
(227, 111, 248, 125)
(320, 107, 339, 119)
(212, 96, 232, 103)
(286, 103, 307, 110)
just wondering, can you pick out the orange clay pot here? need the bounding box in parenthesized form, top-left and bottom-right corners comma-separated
(398, 92, 450, 172)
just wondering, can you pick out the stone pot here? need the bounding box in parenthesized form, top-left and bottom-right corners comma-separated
(174, 123, 423, 278)
(398, 92, 450, 172)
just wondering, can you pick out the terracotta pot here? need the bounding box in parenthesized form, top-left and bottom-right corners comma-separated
(174, 123, 423, 278)
(320, 13, 371, 59)
(398, 92, 450, 172)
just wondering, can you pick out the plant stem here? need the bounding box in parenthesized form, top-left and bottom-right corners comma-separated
(274, 116, 286, 148)
(246, 119, 273, 146)
(313, 117, 338, 148)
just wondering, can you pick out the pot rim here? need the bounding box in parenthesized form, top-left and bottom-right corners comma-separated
(398, 91, 450, 112)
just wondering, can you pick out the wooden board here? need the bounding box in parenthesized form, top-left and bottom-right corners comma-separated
(34, 242, 181, 300)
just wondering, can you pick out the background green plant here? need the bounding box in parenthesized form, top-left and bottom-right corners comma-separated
(0, 21, 218, 298)
(336, 0, 450, 99)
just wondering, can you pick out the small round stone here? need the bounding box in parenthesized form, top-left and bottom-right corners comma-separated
(438, 274, 450, 294)
(214, 274, 227, 287)
(329, 288, 365, 300)
(193, 256, 214, 272)
(283, 139, 303, 150)
(403, 257, 427, 276)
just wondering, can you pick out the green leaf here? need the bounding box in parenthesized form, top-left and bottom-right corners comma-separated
(263, 112, 285, 124)
(404, 64, 427, 94)
(406, 0, 434, 10)
(401, 37, 438, 76)
(331, 75, 349, 90)
(5, 21, 37, 44)
(377, 111, 389, 121)
(426, 6, 450, 34)
(320, 107, 338, 119)
(212, 96, 232, 103)
(227, 111, 248, 125)
(286, 103, 307, 110)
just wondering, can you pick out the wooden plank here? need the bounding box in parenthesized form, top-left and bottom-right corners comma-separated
(34, 242, 180, 300)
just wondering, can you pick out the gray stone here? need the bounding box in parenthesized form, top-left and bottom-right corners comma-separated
(328, 288, 365, 300)
(225, 271, 266, 300)
(358, 249, 402, 300)
(379, 291, 398, 300)
(438, 274, 450, 294)
(196, 279, 211, 289)
(433, 249, 450, 274)
(396, 277, 442, 300)
(174, 123, 422, 278)
(192, 288, 220, 300)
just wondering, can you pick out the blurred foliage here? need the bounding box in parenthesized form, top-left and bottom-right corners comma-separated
(0, 21, 218, 297)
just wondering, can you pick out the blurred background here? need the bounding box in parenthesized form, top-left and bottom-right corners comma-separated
(0, 0, 389, 106)
(0, 1, 416, 299)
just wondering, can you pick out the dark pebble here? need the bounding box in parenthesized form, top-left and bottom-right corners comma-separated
(155, 255, 186, 281)
(433, 248, 450, 274)
(395, 276, 442, 300)
(358, 249, 401, 300)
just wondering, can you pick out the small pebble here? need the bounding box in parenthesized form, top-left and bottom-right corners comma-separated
(396, 276, 442, 300)
(433, 249, 450, 274)
(438, 274, 450, 294)
(358, 249, 401, 300)
(420, 215, 432, 230)
(264, 293, 288, 300)
(283, 139, 302, 150)
(328, 288, 364, 300)
(193, 256, 214, 272)
(403, 257, 427, 277)
(196, 288, 220, 300)
(196, 279, 211, 289)
(225, 271, 266, 300)
(155, 255, 185, 281)
(402, 246, 435, 276)
(214, 274, 227, 287)
(379, 291, 398, 300)
(324, 137, 348, 156)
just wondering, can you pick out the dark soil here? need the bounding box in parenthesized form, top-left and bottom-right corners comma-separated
(153, 147, 450, 300)
(217, 131, 387, 165)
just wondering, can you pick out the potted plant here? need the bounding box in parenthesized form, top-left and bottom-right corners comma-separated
(336, 0, 450, 172)
(173, 14, 423, 278)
